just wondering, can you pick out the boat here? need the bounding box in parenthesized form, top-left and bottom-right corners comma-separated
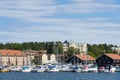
(110, 66, 116, 73)
(98, 65, 115, 73)
(72, 65, 81, 72)
(0, 66, 10, 72)
(10, 66, 21, 72)
(48, 65, 60, 72)
(31, 66, 45, 72)
(81, 65, 88, 72)
(104, 66, 116, 73)
(20, 66, 32, 72)
(60, 64, 73, 72)
(88, 65, 98, 72)
(115, 66, 120, 72)
(98, 66, 105, 72)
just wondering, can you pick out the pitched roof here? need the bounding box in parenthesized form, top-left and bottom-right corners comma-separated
(76, 54, 95, 60)
(105, 54, 120, 60)
(0, 50, 24, 56)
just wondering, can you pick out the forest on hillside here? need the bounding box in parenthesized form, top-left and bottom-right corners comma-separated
(0, 42, 117, 58)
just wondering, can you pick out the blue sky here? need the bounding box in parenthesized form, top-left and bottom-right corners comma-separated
(0, 0, 120, 45)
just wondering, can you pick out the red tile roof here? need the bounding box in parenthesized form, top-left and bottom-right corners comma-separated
(0, 50, 24, 56)
(105, 54, 120, 60)
(76, 54, 95, 60)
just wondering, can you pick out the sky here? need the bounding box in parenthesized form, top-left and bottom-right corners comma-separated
(0, 0, 120, 45)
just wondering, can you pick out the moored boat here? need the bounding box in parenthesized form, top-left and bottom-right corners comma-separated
(60, 65, 73, 72)
(72, 65, 81, 72)
(48, 65, 60, 72)
(20, 66, 32, 72)
(115, 66, 120, 72)
(88, 65, 98, 72)
(31, 66, 45, 72)
(0, 67, 10, 72)
(81, 65, 88, 72)
(9, 66, 21, 72)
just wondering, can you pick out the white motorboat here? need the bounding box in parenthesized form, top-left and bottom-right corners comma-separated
(104, 66, 116, 73)
(88, 66, 98, 72)
(115, 66, 120, 72)
(48, 65, 60, 72)
(60, 65, 73, 72)
(81, 65, 88, 72)
(72, 65, 81, 72)
(20, 66, 31, 72)
(110, 67, 116, 73)
(31, 66, 45, 72)
(10, 66, 21, 72)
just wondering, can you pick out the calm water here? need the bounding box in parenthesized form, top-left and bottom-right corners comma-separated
(0, 72, 120, 80)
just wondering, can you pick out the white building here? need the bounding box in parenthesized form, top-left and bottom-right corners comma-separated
(34, 54, 57, 64)
(63, 40, 88, 55)
(114, 47, 120, 54)
(48, 54, 57, 64)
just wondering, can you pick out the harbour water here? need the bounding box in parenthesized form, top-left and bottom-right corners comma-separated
(0, 72, 120, 80)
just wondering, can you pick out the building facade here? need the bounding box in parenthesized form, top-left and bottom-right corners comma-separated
(24, 50, 47, 65)
(66, 54, 95, 65)
(63, 40, 88, 55)
(34, 53, 57, 65)
(0, 50, 27, 66)
(48, 54, 57, 64)
(96, 53, 120, 68)
(114, 47, 120, 54)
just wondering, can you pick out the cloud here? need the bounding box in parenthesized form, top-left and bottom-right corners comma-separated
(0, 0, 120, 45)
(0, 0, 120, 20)
(0, 0, 57, 19)
(63, 0, 120, 14)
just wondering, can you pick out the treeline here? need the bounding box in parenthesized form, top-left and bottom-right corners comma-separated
(0, 42, 117, 58)
(88, 44, 117, 58)
(0, 41, 63, 54)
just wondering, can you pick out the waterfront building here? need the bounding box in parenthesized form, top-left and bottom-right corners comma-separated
(34, 54, 48, 64)
(66, 54, 95, 65)
(34, 53, 57, 64)
(0, 50, 27, 66)
(96, 53, 120, 68)
(24, 50, 47, 65)
(48, 54, 57, 64)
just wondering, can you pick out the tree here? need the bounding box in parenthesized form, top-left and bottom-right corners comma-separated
(67, 47, 76, 56)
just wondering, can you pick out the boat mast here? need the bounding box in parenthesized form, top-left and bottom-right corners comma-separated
(54, 42, 58, 63)
(62, 47, 64, 64)
(86, 43, 88, 65)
